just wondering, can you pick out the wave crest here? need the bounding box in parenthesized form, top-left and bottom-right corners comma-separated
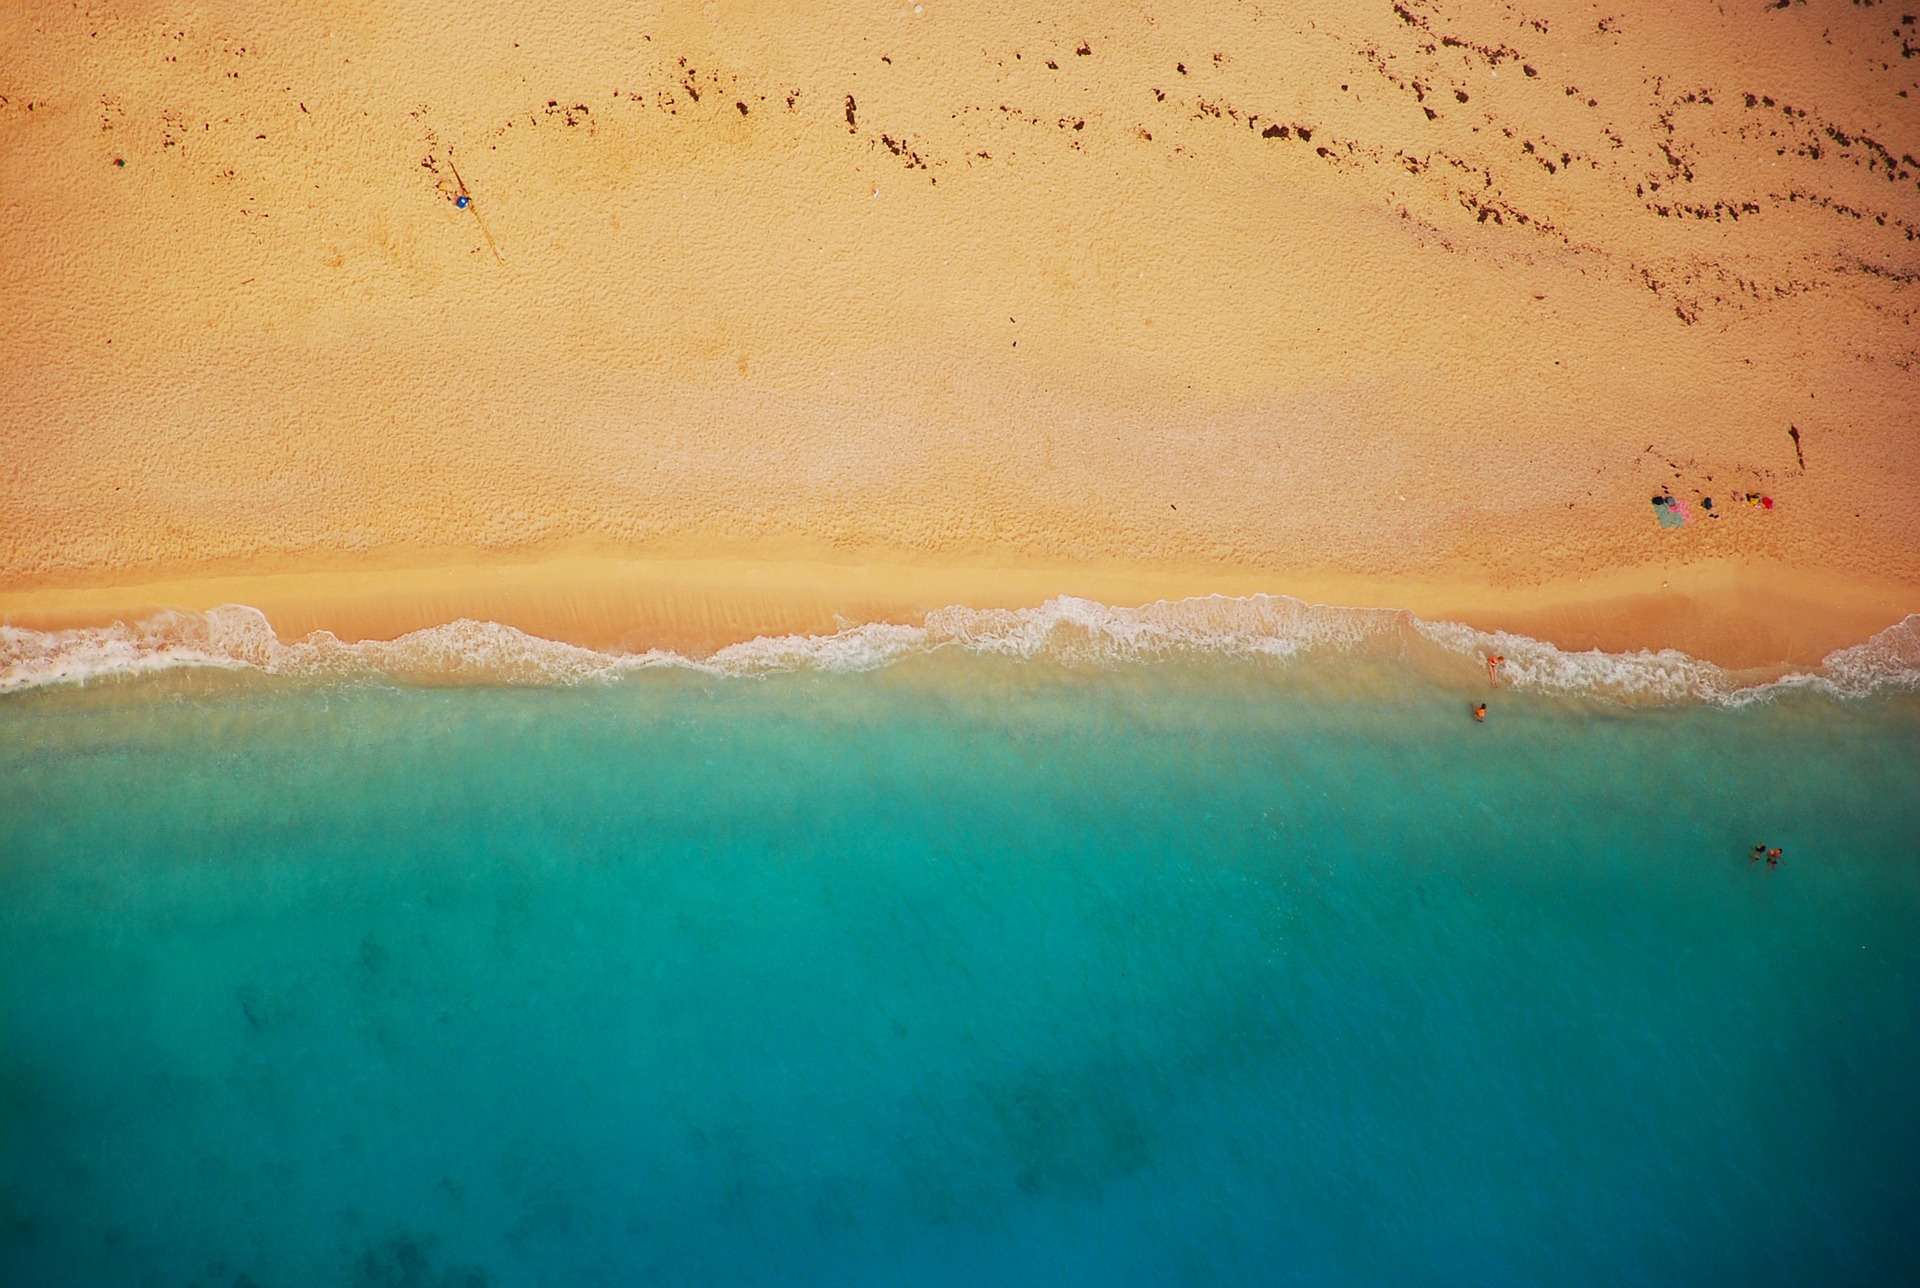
(3, 598, 1916, 704)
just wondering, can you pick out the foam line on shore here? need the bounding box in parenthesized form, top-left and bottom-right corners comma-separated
(3, 598, 1916, 704)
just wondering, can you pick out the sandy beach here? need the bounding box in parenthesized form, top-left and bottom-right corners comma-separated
(4, 0, 1918, 664)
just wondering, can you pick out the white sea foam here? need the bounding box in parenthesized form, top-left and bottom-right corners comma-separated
(1411, 618, 1754, 705)
(3, 598, 1916, 705)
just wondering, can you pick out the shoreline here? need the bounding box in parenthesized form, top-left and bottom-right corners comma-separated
(4, 547, 1914, 672)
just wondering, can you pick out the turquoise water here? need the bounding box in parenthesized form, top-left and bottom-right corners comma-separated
(2, 657, 1917, 1285)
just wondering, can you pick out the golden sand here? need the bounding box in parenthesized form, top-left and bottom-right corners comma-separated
(4, 1, 1918, 663)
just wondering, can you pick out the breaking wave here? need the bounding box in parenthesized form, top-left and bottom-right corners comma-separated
(3, 597, 1916, 705)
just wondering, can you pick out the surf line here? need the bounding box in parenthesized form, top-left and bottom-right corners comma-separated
(5, 599, 1915, 702)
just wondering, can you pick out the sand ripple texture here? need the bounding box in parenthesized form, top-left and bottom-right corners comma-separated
(4, 598, 1916, 707)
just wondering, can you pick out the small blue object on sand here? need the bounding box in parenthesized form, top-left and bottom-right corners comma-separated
(456, 195, 470, 209)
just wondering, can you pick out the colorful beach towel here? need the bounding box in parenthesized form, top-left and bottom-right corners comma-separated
(1652, 496, 1690, 529)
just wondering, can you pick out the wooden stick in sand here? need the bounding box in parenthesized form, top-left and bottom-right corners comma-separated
(446, 158, 504, 264)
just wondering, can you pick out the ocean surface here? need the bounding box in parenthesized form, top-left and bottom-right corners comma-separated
(3, 605, 1919, 1286)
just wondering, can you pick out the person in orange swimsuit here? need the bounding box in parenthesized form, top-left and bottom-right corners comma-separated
(1473, 703, 1487, 722)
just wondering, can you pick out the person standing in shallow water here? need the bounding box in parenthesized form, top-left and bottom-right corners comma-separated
(1473, 703, 1487, 722)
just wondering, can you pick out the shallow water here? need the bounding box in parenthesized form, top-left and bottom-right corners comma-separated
(3, 657, 1917, 1285)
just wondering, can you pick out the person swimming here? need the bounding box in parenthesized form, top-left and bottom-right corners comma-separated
(1767, 848, 1782, 868)
(1751, 844, 1766, 863)
(1473, 703, 1487, 722)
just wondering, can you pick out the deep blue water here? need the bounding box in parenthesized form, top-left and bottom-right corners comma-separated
(2, 658, 1917, 1286)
